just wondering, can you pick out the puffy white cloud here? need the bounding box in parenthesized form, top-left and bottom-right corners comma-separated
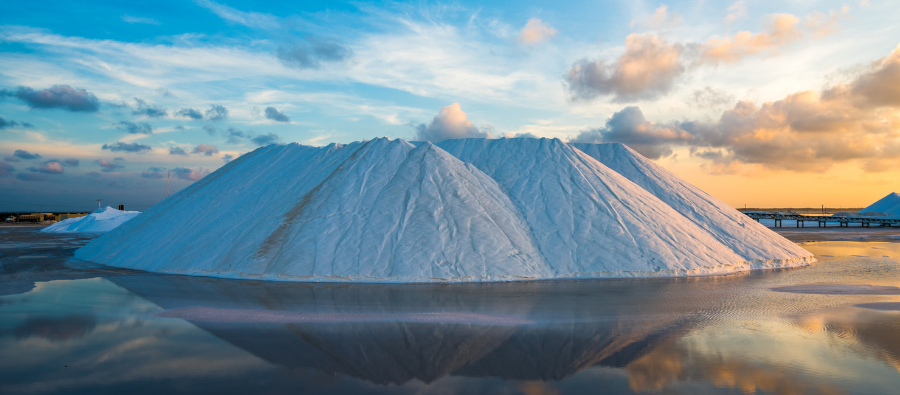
(566, 34, 685, 102)
(414, 103, 490, 142)
(571, 106, 693, 159)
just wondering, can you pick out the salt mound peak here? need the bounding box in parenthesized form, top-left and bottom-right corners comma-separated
(571, 142, 811, 263)
(436, 138, 811, 277)
(76, 138, 551, 282)
(41, 206, 141, 233)
(859, 192, 900, 215)
(76, 137, 813, 282)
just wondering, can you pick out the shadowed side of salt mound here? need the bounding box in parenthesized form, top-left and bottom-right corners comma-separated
(571, 142, 813, 266)
(76, 138, 551, 282)
(437, 138, 750, 276)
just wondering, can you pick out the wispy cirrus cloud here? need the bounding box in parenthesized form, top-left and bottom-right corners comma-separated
(121, 15, 160, 25)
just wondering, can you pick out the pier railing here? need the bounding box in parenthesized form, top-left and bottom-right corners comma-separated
(743, 212, 900, 227)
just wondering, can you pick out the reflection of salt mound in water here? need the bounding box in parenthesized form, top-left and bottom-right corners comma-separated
(570, 142, 813, 264)
(109, 275, 699, 385)
(78, 137, 811, 282)
(41, 206, 140, 233)
(859, 192, 900, 215)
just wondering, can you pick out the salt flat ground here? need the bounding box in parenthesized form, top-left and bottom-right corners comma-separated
(2, 227, 900, 394)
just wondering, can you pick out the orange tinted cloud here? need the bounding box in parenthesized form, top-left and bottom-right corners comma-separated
(518, 18, 557, 44)
(701, 13, 801, 64)
(566, 34, 684, 101)
(579, 44, 900, 173)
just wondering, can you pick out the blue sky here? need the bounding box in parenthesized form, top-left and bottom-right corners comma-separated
(1, 0, 899, 211)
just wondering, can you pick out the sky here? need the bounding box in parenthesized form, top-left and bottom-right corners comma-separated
(1, 0, 898, 212)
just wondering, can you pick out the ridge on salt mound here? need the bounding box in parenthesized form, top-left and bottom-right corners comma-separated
(41, 206, 141, 233)
(436, 138, 787, 276)
(75, 138, 553, 282)
(571, 142, 812, 264)
(859, 192, 900, 215)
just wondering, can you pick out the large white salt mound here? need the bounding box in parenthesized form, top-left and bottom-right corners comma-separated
(75, 137, 813, 282)
(75, 138, 552, 282)
(41, 206, 141, 233)
(436, 138, 798, 277)
(859, 192, 900, 215)
(571, 142, 812, 264)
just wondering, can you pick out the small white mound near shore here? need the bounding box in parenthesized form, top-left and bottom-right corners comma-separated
(42, 206, 141, 233)
(75, 137, 813, 282)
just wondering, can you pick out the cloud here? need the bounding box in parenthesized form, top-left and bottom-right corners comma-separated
(62, 158, 79, 167)
(141, 167, 166, 178)
(701, 13, 802, 64)
(223, 154, 234, 163)
(724, 1, 747, 23)
(264, 106, 290, 122)
(132, 98, 167, 117)
(176, 108, 203, 120)
(414, 103, 489, 142)
(518, 18, 557, 44)
(169, 147, 188, 156)
(96, 158, 125, 172)
(803, 6, 850, 38)
(566, 34, 684, 102)
(116, 121, 153, 134)
(203, 125, 217, 135)
(14, 149, 41, 160)
(251, 133, 280, 146)
(192, 144, 219, 156)
(0, 116, 31, 129)
(204, 104, 228, 121)
(225, 127, 248, 144)
(585, 44, 900, 172)
(121, 15, 161, 25)
(195, 0, 279, 29)
(571, 106, 693, 159)
(0, 85, 99, 112)
(156, 88, 175, 97)
(172, 167, 209, 181)
(276, 39, 352, 69)
(28, 160, 64, 174)
(102, 142, 152, 153)
(0, 160, 14, 177)
(847, 43, 900, 107)
(636, 5, 681, 29)
(687, 86, 735, 108)
(16, 172, 45, 181)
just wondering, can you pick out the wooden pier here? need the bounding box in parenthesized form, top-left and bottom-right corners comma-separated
(743, 212, 900, 228)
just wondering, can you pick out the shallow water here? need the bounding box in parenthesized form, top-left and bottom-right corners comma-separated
(2, 228, 900, 394)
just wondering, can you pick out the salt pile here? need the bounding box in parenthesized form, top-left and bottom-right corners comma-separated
(41, 206, 141, 233)
(75, 137, 813, 282)
(570, 142, 811, 263)
(858, 192, 900, 215)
